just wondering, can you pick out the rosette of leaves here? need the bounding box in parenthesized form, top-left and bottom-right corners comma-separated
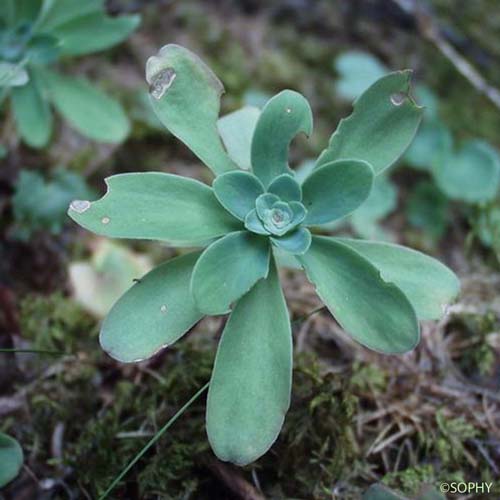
(68, 45, 460, 466)
(0, 432, 23, 488)
(0, 0, 140, 147)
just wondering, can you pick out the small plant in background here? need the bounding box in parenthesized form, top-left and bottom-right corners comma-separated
(11, 168, 94, 240)
(68, 45, 459, 466)
(334, 50, 500, 246)
(0, 0, 140, 147)
(0, 432, 23, 488)
(362, 483, 444, 500)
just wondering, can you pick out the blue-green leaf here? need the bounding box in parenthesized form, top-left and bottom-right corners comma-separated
(0, 432, 23, 488)
(11, 69, 52, 148)
(26, 34, 60, 64)
(217, 106, 260, 170)
(352, 174, 397, 224)
(0, 62, 28, 87)
(68, 173, 241, 245)
(268, 174, 302, 201)
(302, 159, 374, 225)
(299, 236, 419, 353)
(37, 0, 102, 31)
(350, 174, 397, 240)
(337, 238, 460, 320)
(42, 69, 130, 143)
(9, 0, 41, 23)
(13, 168, 94, 239)
(294, 159, 316, 184)
(146, 44, 236, 176)
(433, 140, 500, 203)
(244, 209, 270, 235)
(207, 259, 292, 465)
(190, 231, 270, 315)
(317, 71, 423, 175)
(271, 227, 311, 255)
(251, 90, 313, 187)
(51, 12, 140, 56)
(334, 50, 388, 101)
(406, 180, 448, 239)
(100, 252, 203, 362)
(213, 170, 264, 220)
(404, 119, 452, 171)
(255, 193, 280, 219)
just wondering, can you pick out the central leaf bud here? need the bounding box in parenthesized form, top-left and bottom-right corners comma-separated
(245, 193, 306, 236)
(271, 208, 289, 226)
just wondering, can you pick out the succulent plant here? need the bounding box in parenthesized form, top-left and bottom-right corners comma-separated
(0, 0, 139, 147)
(68, 45, 460, 466)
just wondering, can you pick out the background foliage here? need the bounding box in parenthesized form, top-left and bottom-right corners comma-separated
(1, 0, 500, 498)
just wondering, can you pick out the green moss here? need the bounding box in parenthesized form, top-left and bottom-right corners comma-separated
(451, 311, 498, 377)
(19, 292, 97, 352)
(350, 361, 387, 392)
(383, 465, 435, 497)
(262, 353, 359, 498)
(435, 411, 478, 467)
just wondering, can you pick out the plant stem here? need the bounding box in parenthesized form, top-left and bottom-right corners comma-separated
(292, 305, 325, 325)
(98, 381, 210, 500)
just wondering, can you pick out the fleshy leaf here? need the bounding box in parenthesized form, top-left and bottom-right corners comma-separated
(261, 201, 293, 235)
(68, 173, 241, 245)
(404, 119, 452, 171)
(406, 180, 448, 240)
(334, 50, 388, 101)
(0, 62, 29, 87)
(255, 193, 280, 219)
(299, 236, 419, 353)
(317, 71, 423, 175)
(0, 432, 23, 488)
(206, 260, 292, 465)
(50, 12, 140, 56)
(213, 170, 264, 220)
(273, 247, 302, 270)
(26, 34, 61, 64)
(350, 174, 397, 240)
(42, 69, 130, 143)
(37, 0, 102, 31)
(11, 69, 52, 148)
(433, 140, 500, 203)
(352, 174, 397, 223)
(217, 106, 260, 170)
(336, 238, 459, 320)
(294, 159, 316, 184)
(271, 227, 311, 255)
(146, 44, 236, 176)
(13, 168, 94, 239)
(268, 174, 302, 201)
(414, 85, 440, 120)
(289, 202, 306, 225)
(190, 231, 270, 315)
(302, 159, 374, 225)
(251, 90, 313, 187)
(7, 0, 41, 23)
(100, 251, 203, 362)
(244, 209, 270, 235)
